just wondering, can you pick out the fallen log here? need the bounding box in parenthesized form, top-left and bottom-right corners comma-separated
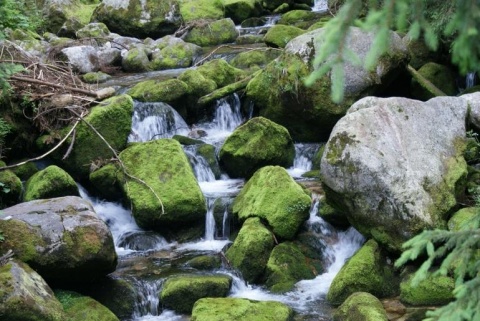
(406, 64, 446, 97)
(9, 75, 115, 100)
(197, 71, 259, 106)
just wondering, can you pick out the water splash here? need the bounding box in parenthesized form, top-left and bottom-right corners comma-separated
(312, 0, 328, 12)
(184, 145, 216, 182)
(129, 101, 189, 142)
(287, 143, 321, 178)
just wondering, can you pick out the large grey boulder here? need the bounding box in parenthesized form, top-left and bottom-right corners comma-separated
(246, 27, 408, 141)
(321, 95, 471, 251)
(0, 260, 65, 321)
(0, 196, 117, 282)
(60, 45, 100, 73)
(92, 0, 182, 39)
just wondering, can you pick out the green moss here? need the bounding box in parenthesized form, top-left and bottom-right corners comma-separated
(222, 0, 262, 24)
(11, 161, 39, 181)
(81, 72, 112, 84)
(0, 220, 45, 263)
(277, 10, 325, 29)
(327, 239, 399, 306)
(89, 163, 124, 201)
(225, 217, 275, 283)
(184, 18, 238, 47)
(448, 207, 478, 231)
(150, 41, 201, 70)
(400, 274, 454, 306)
(219, 117, 295, 178)
(119, 139, 206, 229)
(128, 79, 189, 103)
(122, 48, 150, 72)
(196, 59, 246, 87)
(179, 0, 224, 22)
(191, 297, 294, 321)
(59, 94, 134, 180)
(179, 69, 218, 96)
(424, 142, 467, 225)
(65, 3, 98, 25)
(76, 22, 110, 39)
(333, 292, 388, 321)
(160, 274, 232, 313)
(232, 166, 311, 239)
(0, 165, 22, 208)
(23, 165, 79, 202)
(264, 25, 305, 48)
(56, 290, 119, 321)
(187, 255, 222, 270)
(230, 48, 281, 70)
(411, 62, 457, 101)
(265, 242, 316, 293)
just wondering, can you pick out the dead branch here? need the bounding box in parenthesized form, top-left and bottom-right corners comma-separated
(0, 250, 14, 267)
(10, 75, 98, 97)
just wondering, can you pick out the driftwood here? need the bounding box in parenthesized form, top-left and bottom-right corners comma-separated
(0, 250, 14, 267)
(406, 64, 446, 97)
(197, 71, 259, 106)
(10, 76, 115, 100)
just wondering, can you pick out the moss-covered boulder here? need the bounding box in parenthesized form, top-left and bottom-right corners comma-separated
(448, 207, 477, 231)
(92, 0, 182, 39)
(160, 274, 232, 313)
(89, 163, 124, 201)
(184, 18, 239, 47)
(230, 48, 282, 71)
(191, 297, 295, 321)
(277, 9, 325, 29)
(121, 47, 150, 72)
(411, 62, 457, 101)
(127, 79, 189, 105)
(196, 58, 246, 87)
(56, 94, 134, 180)
(223, 0, 263, 24)
(180, 0, 225, 22)
(179, 69, 218, 97)
(219, 117, 295, 178)
(264, 242, 316, 293)
(333, 292, 388, 321)
(264, 24, 305, 48)
(0, 260, 65, 321)
(321, 96, 469, 251)
(327, 239, 399, 306)
(246, 27, 408, 141)
(11, 161, 38, 181)
(82, 71, 112, 84)
(150, 36, 202, 70)
(0, 161, 22, 209)
(225, 217, 275, 283)
(233, 166, 311, 239)
(187, 255, 222, 270)
(23, 165, 79, 202)
(400, 274, 454, 306)
(42, 0, 97, 34)
(75, 22, 110, 39)
(56, 290, 119, 321)
(119, 139, 206, 231)
(0, 196, 117, 283)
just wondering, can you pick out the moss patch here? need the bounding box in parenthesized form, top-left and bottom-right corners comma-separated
(184, 18, 238, 47)
(264, 25, 305, 48)
(400, 274, 454, 306)
(232, 166, 311, 239)
(23, 165, 79, 202)
(333, 292, 388, 321)
(56, 290, 119, 321)
(128, 79, 189, 103)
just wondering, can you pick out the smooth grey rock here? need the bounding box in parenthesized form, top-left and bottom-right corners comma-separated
(61, 45, 99, 73)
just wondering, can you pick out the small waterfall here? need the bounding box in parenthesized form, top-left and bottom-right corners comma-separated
(288, 143, 321, 178)
(213, 93, 243, 132)
(184, 145, 216, 182)
(466, 72, 477, 89)
(205, 198, 217, 241)
(129, 101, 189, 142)
(132, 279, 163, 318)
(229, 197, 364, 316)
(312, 0, 328, 12)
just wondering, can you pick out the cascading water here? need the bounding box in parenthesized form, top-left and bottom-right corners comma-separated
(466, 71, 477, 89)
(77, 94, 364, 321)
(287, 143, 321, 178)
(128, 101, 190, 142)
(312, 0, 328, 12)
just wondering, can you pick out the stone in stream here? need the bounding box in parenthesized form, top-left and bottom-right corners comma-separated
(23, 165, 79, 202)
(333, 292, 389, 321)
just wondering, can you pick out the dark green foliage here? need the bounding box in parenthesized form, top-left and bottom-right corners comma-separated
(395, 209, 480, 321)
(306, 0, 480, 102)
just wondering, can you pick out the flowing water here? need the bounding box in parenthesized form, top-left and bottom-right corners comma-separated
(79, 94, 364, 320)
